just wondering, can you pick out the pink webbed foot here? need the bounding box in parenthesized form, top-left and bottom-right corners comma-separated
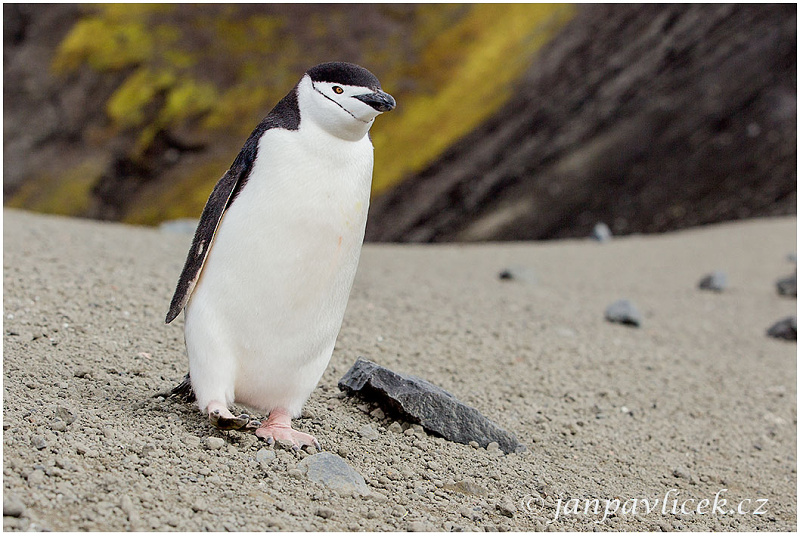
(255, 408, 320, 451)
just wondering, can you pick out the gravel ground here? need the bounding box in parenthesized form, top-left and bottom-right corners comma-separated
(3, 209, 796, 531)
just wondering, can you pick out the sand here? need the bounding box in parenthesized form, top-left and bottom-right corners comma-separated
(2, 208, 796, 531)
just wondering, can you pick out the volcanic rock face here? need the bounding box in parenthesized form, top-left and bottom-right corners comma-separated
(366, 4, 797, 242)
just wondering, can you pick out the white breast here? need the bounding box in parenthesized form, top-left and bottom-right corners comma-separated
(184, 123, 373, 414)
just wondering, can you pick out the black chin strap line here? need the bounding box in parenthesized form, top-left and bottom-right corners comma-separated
(313, 84, 371, 125)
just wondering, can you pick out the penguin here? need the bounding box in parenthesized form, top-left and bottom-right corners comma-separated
(165, 62, 395, 448)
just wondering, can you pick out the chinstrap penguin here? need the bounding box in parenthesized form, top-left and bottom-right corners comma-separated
(165, 62, 395, 448)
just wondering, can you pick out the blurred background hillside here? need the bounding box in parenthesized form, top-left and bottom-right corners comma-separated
(4, 4, 796, 241)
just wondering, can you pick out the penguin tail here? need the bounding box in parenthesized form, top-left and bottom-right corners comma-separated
(154, 373, 196, 402)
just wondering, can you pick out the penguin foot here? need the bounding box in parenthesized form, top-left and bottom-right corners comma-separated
(255, 408, 320, 450)
(209, 409, 252, 430)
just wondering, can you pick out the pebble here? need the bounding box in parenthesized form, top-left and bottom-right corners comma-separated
(369, 407, 386, 420)
(776, 273, 796, 297)
(50, 418, 67, 432)
(31, 435, 47, 450)
(256, 448, 276, 463)
(497, 266, 536, 283)
(183, 435, 201, 448)
(205, 437, 225, 450)
(604, 299, 642, 327)
(591, 222, 612, 242)
(496, 498, 516, 518)
(3, 496, 25, 517)
(55, 406, 77, 424)
(274, 438, 296, 451)
(387, 422, 403, 434)
(27, 469, 46, 485)
(698, 271, 728, 292)
(297, 452, 370, 496)
(408, 520, 432, 531)
(767, 316, 797, 341)
(315, 507, 336, 519)
(486, 441, 500, 452)
(459, 505, 483, 521)
(358, 424, 380, 440)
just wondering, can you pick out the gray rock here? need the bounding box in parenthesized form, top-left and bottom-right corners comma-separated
(204, 437, 225, 450)
(55, 406, 76, 425)
(776, 273, 797, 297)
(338, 358, 525, 454)
(767, 316, 797, 341)
(31, 435, 47, 450)
(49, 418, 67, 432)
(591, 222, 612, 242)
(256, 448, 275, 463)
(698, 271, 728, 292)
(497, 266, 535, 283)
(3, 496, 25, 517)
(296, 452, 370, 496)
(358, 424, 379, 440)
(604, 299, 642, 327)
(315, 507, 336, 519)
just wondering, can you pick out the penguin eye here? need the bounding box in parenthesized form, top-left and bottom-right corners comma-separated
(332, 86, 344, 95)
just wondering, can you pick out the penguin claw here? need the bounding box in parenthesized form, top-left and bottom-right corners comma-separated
(209, 411, 252, 431)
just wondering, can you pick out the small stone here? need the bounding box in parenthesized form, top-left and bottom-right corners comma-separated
(604, 299, 642, 327)
(27, 469, 46, 485)
(297, 452, 370, 496)
(191, 499, 209, 512)
(55, 406, 77, 424)
(49, 418, 67, 432)
(141, 467, 155, 477)
(459, 505, 483, 521)
(698, 271, 728, 292)
(315, 507, 336, 519)
(387, 422, 403, 434)
(358, 424, 379, 440)
(673, 465, 692, 480)
(274, 438, 296, 451)
(486, 441, 500, 452)
(408, 520, 431, 531)
(183, 435, 201, 448)
(497, 266, 535, 283)
(31, 435, 47, 450)
(391, 505, 407, 517)
(256, 448, 276, 463)
(767, 316, 797, 341)
(496, 498, 515, 518)
(776, 273, 797, 297)
(204, 437, 225, 450)
(469, 441, 479, 448)
(3, 496, 25, 517)
(369, 407, 385, 420)
(591, 222, 612, 242)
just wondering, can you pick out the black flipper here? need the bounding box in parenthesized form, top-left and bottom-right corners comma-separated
(164, 88, 301, 324)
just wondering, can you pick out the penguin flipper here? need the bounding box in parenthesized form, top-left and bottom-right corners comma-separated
(165, 154, 254, 324)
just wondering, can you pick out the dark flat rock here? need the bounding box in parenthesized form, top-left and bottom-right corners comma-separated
(698, 271, 728, 292)
(776, 273, 796, 297)
(338, 358, 525, 454)
(767, 316, 797, 341)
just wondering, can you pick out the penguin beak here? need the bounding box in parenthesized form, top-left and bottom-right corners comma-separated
(354, 90, 396, 112)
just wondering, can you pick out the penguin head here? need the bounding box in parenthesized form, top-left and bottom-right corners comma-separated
(298, 62, 396, 141)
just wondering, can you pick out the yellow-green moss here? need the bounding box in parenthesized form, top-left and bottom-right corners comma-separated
(7, 159, 104, 216)
(40, 4, 576, 225)
(370, 4, 574, 194)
